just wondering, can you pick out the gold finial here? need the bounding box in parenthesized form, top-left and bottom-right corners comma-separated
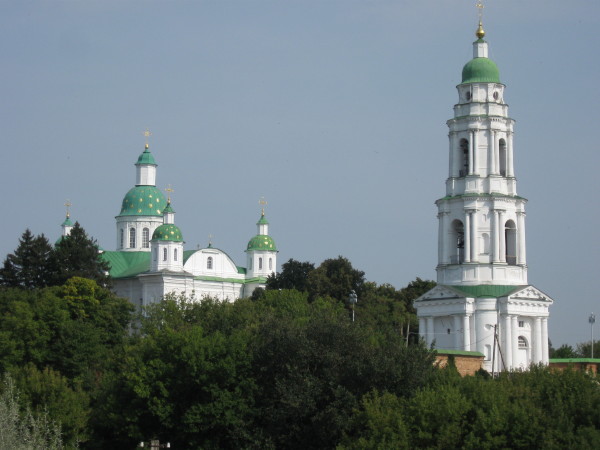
(475, 1, 485, 39)
(259, 197, 267, 216)
(143, 128, 152, 149)
(164, 184, 174, 203)
(64, 199, 72, 218)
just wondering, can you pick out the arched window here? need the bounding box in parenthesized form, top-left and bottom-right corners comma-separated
(459, 138, 469, 176)
(450, 220, 465, 264)
(207, 256, 213, 270)
(163, 248, 167, 261)
(174, 249, 178, 261)
(269, 258, 273, 270)
(481, 233, 490, 255)
(129, 228, 136, 248)
(518, 336, 528, 349)
(505, 219, 517, 265)
(142, 228, 150, 248)
(120, 229, 124, 249)
(259, 257, 263, 270)
(499, 139, 507, 176)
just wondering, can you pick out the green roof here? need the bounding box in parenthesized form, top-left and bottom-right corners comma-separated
(101, 251, 151, 278)
(136, 147, 157, 165)
(461, 57, 500, 84)
(61, 217, 73, 227)
(549, 358, 600, 364)
(162, 202, 175, 214)
(117, 186, 166, 217)
(446, 285, 526, 298)
(436, 349, 485, 357)
(257, 214, 269, 225)
(152, 224, 184, 242)
(246, 235, 277, 251)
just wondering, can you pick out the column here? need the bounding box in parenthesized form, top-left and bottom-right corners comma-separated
(507, 133, 515, 177)
(454, 315, 462, 350)
(504, 314, 513, 370)
(495, 133, 501, 174)
(498, 210, 506, 263)
(427, 317, 435, 347)
(489, 130, 496, 174)
(468, 130, 474, 175)
(470, 209, 478, 262)
(512, 316, 519, 367)
(449, 133, 457, 177)
(463, 314, 471, 351)
(517, 212, 527, 265)
(472, 129, 478, 176)
(437, 212, 444, 264)
(541, 318, 549, 364)
(419, 317, 426, 341)
(464, 211, 471, 263)
(534, 317, 543, 364)
(492, 210, 500, 263)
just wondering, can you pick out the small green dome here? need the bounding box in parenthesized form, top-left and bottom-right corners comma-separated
(61, 216, 73, 227)
(118, 186, 166, 217)
(136, 146, 157, 165)
(461, 57, 500, 84)
(246, 235, 277, 251)
(152, 224, 184, 242)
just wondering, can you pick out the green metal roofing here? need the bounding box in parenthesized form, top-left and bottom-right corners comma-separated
(446, 285, 526, 298)
(257, 214, 269, 225)
(136, 147, 157, 165)
(162, 202, 175, 214)
(461, 57, 500, 84)
(61, 217, 73, 227)
(549, 358, 600, 363)
(101, 251, 151, 278)
(246, 235, 277, 251)
(436, 349, 485, 357)
(118, 186, 166, 217)
(152, 224, 184, 242)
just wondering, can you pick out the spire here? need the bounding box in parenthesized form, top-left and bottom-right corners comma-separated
(162, 188, 175, 224)
(135, 130, 158, 186)
(61, 200, 74, 237)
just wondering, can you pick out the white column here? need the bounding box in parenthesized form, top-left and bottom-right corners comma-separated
(470, 209, 478, 262)
(512, 316, 519, 367)
(492, 210, 500, 263)
(517, 212, 527, 265)
(449, 133, 457, 177)
(541, 318, 549, 364)
(438, 212, 444, 264)
(504, 314, 513, 370)
(468, 130, 474, 175)
(454, 315, 462, 350)
(472, 129, 479, 175)
(427, 317, 435, 347)
(534, 317, 543, 364)
(489, 130, 496, 174)
(463, 314, 471, 351)
(507, 133, 515, 177)
(464, 211, 471, 263)
(419, 317, 426, 341)
(495, 134, 501, 175)
(498, 210, 506, 263)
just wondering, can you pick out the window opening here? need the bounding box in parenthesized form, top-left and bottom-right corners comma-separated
(129, 228, 136, 248)
(518, 336, 528, 348)
(174, 249, 177, 261)
(459, 139, 469, 176)
(499, 139, 507, 176)
(269, 258, 273, 270)
(163, 248, 167, 261)
(207, 256, 213, 270)
(142, 228, 150, 248)
(259, 257, 263, 270)
(505, 220, 517, 265)
(120, 229, 124, 249)
(450, 220, 465, 264)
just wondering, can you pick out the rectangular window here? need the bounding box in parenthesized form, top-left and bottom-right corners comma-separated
(518, 320, 524, 328)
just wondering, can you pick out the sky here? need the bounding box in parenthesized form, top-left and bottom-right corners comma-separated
(1, 0, 598, 348)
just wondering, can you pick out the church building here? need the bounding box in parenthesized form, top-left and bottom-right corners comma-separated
(77, 143, 277, 307)
(415, 20, 553, 371)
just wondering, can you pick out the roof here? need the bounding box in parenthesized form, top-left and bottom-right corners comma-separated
(436, 349, 485, 357)
(61, 217, 73, 227)
(101, 251, 151, 278)
(246, 234, 277, 251)
(152, 223, 184, 242)
(136, 147, 157, 165)
(549, 358, 600, 364)
(117, 186, 166, 217)
(461, 57, 500, 84)
(447, 285, 526, 298)
(257, 214, 269, 225)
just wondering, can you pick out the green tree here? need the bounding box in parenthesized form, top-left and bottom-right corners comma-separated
(576, 340, 600, 358)
(307, 256, 365, 302)
(266, 258, 315, 292)
(0, 230, 55, 289)
(550, 343, 579, 359)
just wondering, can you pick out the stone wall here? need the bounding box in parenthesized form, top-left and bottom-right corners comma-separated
(435, 350, 484, 376)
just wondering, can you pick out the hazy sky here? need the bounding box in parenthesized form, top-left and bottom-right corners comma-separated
(1, 0, 598, 348)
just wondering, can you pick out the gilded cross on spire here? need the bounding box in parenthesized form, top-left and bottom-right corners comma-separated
(208, 234, 213, 247)
(259, 197, 267, 216)
(475, 0, 486, 39)
(143, 128, 152, 149)
(64, 199, 72, 218)
(165, 184, 174, 203)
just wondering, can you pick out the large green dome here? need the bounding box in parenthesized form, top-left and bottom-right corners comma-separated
(118, 186, 166, 217)
(152, 224, 183, 242)
(246, 235, 277, 251)
(461, 57, 500, 84)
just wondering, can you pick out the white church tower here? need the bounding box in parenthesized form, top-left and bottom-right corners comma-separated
(415, 18, 554, 372)
(245, 202, 277, 280)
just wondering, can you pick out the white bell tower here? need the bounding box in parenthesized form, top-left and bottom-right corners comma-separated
(415, 16, 553, 372)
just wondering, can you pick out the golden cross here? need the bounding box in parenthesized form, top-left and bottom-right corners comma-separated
(259, 197, 267, 215)
(64, 199, 72, 218)
(476, 0, 484, 21)
(165, 184, 175, 203)
(208, 234, 213, 246)
(143, 128, 152, 148)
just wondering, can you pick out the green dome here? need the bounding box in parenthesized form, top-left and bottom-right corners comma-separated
(136, 147, 157, 165)
(246, 235, 277, 251)
(118, 186, 166, 217)
(61, 216, 73, 227)
(152, 224, 184, 242)
(461, 57, 500, 84)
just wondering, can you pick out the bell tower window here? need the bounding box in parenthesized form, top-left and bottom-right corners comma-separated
(499, 139, 507, 176)
(505, 220, 517, 265)
(450, 220, 465, 264)
(129, 228, 136, 248)
(459, 139, 469, 176)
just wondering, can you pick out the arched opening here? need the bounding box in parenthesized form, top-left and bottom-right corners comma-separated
(499, 139, 507, 176)
(459, 139, 469, 176)
(174, 249, 178, 261)
(517, 335, 530, 368)
(518, 336, 528, 349)
(269, 258, 273, 270)
(481, 232, 490, 255)
(153, 248, 157, 261)
(163, 248, 167, 261)
(120, 229, 124, 249)
(129, 228, 136, 248)
(505, 219, 517, 265)
(142, 228, 150, 248)
(207, 256, 213, 270)
(450, 220, 465, 264)
(259, 257, 263, 270)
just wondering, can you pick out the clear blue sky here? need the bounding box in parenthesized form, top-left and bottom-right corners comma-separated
(1, 0, 598, 348)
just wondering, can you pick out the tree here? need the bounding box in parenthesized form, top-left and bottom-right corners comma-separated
(576, 341, 600, 358)
(306, 256, 365, 302)
(52, 223, 111, 288)
(0, 230, 54, 289)
(550, 343, 579, 359)
(266, 259, 315, 292)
